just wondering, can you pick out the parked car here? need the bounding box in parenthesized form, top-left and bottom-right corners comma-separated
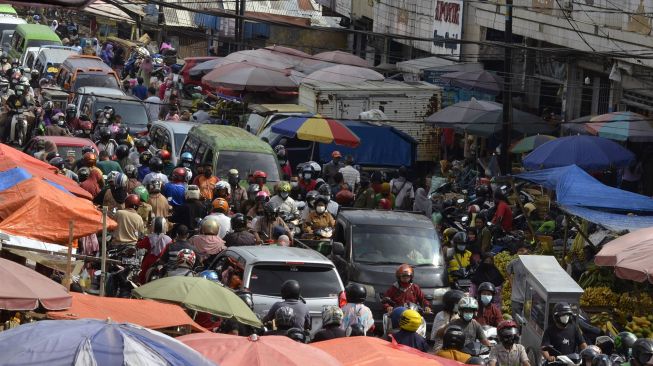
(148, 120, 199, 165)
(208, 246, 345, 335)
(73, 87, 149, 134)
(24, 135, 98, 167)
(56, 55, 120, 99)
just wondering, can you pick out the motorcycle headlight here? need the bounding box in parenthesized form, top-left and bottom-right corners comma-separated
(432, 287, 449, 303)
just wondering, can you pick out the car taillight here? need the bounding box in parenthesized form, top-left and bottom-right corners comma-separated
(338, 291, 347, 308)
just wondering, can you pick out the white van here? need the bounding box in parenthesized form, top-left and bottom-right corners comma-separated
(33, 47, 79, 78)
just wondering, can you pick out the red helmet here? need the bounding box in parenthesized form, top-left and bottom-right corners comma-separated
(125, 194, 141, 209)
(255, 190, 270, 202)
(378, 198, 391, 210)
(171, 167, 188, 183)
(157, 149, 172, 161)
(176, 248, 196, 267)
(80, 120, 93, 131)
(253, 170, 267, 183)
(335, 190, 354, 205)
(497, 320, 519, 333)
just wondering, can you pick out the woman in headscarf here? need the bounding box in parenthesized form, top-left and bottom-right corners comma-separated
(100, 44, 113, 67)
(139, 56, 153, 88)
(137, 217, 172, 284)
(412, 187, 432, 217)
(35, 140, 57, 161)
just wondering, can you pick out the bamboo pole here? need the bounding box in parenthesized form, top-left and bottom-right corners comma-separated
(100, 207, 108, 297)
(63, 221, 74, 291)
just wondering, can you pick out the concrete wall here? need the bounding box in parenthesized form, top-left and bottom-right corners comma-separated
(268, 25, 348, 54)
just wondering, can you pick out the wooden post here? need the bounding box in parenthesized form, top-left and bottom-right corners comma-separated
(562, 214, 569, 265)
(63, 221, 74, 291)
(510, 178, 536, 241)
(100, 206, 108, 297)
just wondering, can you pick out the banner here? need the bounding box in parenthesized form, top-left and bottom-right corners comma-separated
(431, 0, 463, 58)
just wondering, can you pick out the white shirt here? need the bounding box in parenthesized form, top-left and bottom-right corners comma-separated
(390, 177, 414, 209)
(339, 165, 360, 189)
(269, 195, 299, 216)
(144, 96, 161, 121)
(208, 212, 231, 238)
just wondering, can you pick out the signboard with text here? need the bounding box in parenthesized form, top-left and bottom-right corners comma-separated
(431, 0, 464, 59)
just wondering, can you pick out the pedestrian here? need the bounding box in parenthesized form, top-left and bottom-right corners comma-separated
(132, 77, 148, 100)
(100, 43, 113, 67)
(322, 151, 344, 185)
(506, 245, 530, 320)
(139, 56, 153, 87)
(338, 155, 360, 190)
(353, 172, 375, 209)
(390, 166, 414, 210)
(412, 187, 432, 217)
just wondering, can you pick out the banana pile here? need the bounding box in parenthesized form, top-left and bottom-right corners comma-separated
(589, 312, 619, 336)
(580, 287, 618, 307)
(624, 315, 653, 339)
(501, 282, 512, 314)
(494, 252, 518, 279)
(578, 265, 614, 289)
(617, 292, 653, 316)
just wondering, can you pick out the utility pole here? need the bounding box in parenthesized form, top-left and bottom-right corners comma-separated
(234, 0, 246, 51)
(501, 0, 513, 175)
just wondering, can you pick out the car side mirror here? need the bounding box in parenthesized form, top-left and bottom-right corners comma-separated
(445, 247, 454, 260)
(332, 241, 345, 256)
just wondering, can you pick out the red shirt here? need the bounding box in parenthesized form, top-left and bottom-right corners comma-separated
(382, 282, 430, 311)
(492, 200, 513, 232)
(475, 303, 503, 327)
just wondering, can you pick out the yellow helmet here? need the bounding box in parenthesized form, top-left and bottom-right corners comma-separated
(399, 309, 422, 332)
(443, 227, 458, 242)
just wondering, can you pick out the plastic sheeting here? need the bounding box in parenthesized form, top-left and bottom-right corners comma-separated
(562, 205, 653, 232)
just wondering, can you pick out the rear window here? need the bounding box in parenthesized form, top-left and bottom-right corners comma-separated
(57, 145, 84, 162)
(73, 73, 119, 90)
(96, 100, 149, 131)
(248, 264, 341, 298)
(215, 151, 280, 182)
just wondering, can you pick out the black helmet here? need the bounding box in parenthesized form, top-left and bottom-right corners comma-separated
(286, 327, 308, 343)
(453, 231, 467, 246)
(81, 145, 95, 155)
(475, 184, 489, 197)
(581, 347, 600, 363)
(231, 213, 247, 231)
(280, 279, 300, 300)
(443, 324, 466, 350)
(46, 151, 60, 162)
(135, 138, 150, 152)
(149, 156, 163, 172)
(345, 283, 366, 304)
(595, 336, 615, 355)
(247, 183, 261, 200)
(477, 282, 496, 295)
(152, 217, 167, 234)
(263, 201, 277, 217)
(466, 357, 485, 365)
(140, 150, 153, 165)
(274, 306, 295, 329)
(553, 302, 573, 326)
(49, 157, 65, 170)
(632, 339, 653, 366)
(346, 323, 366, 337)
(592, 355, 612, 366)
(99, 126, 111, 140)
(77, 167, 90, 181)
(115, 127, 129, 142)
(115, 144, 129, 160)
(616, 332, 638, 356)
(315, 195, 329, 206)
(305, 190, 319, 208)
(443, 289, 465, 313)
(317, 183, 331, 198)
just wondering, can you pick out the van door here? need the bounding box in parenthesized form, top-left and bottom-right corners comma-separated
(180, 134, 200, 163)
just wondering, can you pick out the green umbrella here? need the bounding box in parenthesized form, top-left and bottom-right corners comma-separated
(510, 134, 557, 154)
(132, 277, 262, 328)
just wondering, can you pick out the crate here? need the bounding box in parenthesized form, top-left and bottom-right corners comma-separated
(534, 195, 551, 219)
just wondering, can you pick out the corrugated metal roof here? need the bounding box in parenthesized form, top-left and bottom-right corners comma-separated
(162, 0, 196, 28)
(220, 0, 340, 28)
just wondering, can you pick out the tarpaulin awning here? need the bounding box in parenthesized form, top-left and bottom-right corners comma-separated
(48, 293, 207, 333)
(0, 143, 91, 200)
(0, 168, 115, 244)
(561, 205, 653, 232)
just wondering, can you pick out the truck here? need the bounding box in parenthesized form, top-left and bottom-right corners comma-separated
(298, 80, 442, 164)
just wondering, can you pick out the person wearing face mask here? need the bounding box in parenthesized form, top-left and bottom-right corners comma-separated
(323, 151, 344, 185)
(474, 282, 502, 327)
(227, 169, 247, 214)
(289, 176, 301, 200)
(270, 181, 299, 217)
(298, 165, 318, 197)
(541, 302, 587, 363)
(489, 320, 530, 366)
(448, 296, 491, 347)
(253, 202, 291, 243)
(302, 196, 335, 237)
(275, 145, 292, 180)
(448, 232, 472, 282)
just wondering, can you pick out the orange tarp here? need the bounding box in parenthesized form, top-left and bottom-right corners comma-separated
(0, 177, 115, 244)
(0, 143, 92, 200)
(47, 292, 207, 333)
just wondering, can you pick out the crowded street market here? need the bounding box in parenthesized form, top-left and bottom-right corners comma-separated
(0, 1, 652, 366)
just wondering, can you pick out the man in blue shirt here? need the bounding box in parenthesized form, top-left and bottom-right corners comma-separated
(162, 167, 188, 208)
(132, 77, 148, 100)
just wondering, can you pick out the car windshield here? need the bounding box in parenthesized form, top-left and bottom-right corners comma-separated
(174, 133, 186, 152)
(97, 100, 149, 130)
(352, 225, 441, 266)
(57, 145, 85, 162)
(74, 74, 119, 90)
(216, 151, 280, 182)
(248, 264, 341, 298)
(26, 40, 59, 48)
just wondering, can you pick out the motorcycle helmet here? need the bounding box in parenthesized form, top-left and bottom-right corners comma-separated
(443, 289, 465, 313)
(321, 305, 344, 327)
(631, 338, 653, 366)
(81, 145, 95, 155)
(148, 178, 163, 193)
(171, 167, 187, 183)
(185, 185, 200, 200)
(157, 149, 171, 162)
(247, 183, 261, 201)
(274, 306, 295, 329)
(80, 120, 93, 134)
(595, 336, 615, 356)
(133, 185, 149, 203)
(124, 194, 141, 209)
(103, 105, 115, 120)
(135, 138, 150, 153)
(99, 126, 111, 140)
(280, 279, 301, 300)
(443, 324, 466, 350)
(458, 296, 478, 322)
(115, 127, 129, 143)
(399, 309, 422, 332)
(152, 217, 167, 234)
(82, 152, 97, 167)
(180, 152, 193, 167)
(390, 306, 407, 329)
(149, 156, 163, 172)
(113, 172, 128, 189)
(77, 167, 90, 181)
(231, 213, 247, 231)
(581, 347, 601, 366)
(139, 150, 153, 165)
(200, 216, 220, 235)
(255, 190, 270, 203)
(395, 263, 414, 282)
(497, 320, 520, 348)
(345, 283, 367, 304)
(301, 165, 315, 181)
(453, 232, 468, 253)
(212, 198, 229, 213)
(198, 270, 219, 282)
(65, 103, 76, 117)
(43, 100, 53, 112)
(443, 227, 458, 243)
(49, 156, 65, 170)
(263, 202, 277, 218)
(124, 164, 137, 179)
(115, 144, 129, 160)
(317, 183, 331, 198)
(228, 169, 240, 187)
(278, 181, 291, 197)
(176, 248, 196, 268)
(553, 302, 574, 327)
(305, 190, 319, 209)
(466, 357, 485, 365)
(477, 282, 496, 306)
(274, 144, 285, 157)
(346, 323, 366, 337)
(214, 180, 230, 197)
(253, 170, 267, 185)
(615, 331, 638, 357)
(592, 355, 612, 366)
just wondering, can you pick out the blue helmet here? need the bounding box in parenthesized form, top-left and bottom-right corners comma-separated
(181, 152, 193, 162)
(198, 270, 219, 282)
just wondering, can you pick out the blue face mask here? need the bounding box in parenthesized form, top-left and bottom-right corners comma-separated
(481, 295, 493, 305)
(463, 312, 474, 322)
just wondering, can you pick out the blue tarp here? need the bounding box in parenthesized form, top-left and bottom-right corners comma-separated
(562, 205, 653, 232)
(0, 167, 71, 194)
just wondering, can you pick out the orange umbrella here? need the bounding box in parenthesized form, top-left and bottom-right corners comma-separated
(47, 293, 207, 333)
(0, 143, 91, 200)
(311, 336, 457, 366)
(179, 333, 342, 366)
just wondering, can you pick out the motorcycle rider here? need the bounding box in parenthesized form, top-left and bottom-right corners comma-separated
(142, 156, 169, 186)
(264, 306, 296, 336)
(631, 338, 653, 366)
(253, 201, 291, 244)
(270, 181, 299, 217)
(341, 283, 375, 335)
(114, 145, 130, 170)
(262, 280, 311, 331)
(196, 161, 218, 201)
(580, 347, 601, 366)
(298, 165, 318, 198)
(45, 113, 68, 136)
(65, 103, 81, 130)
(247, 190, 270, 218)
(275, 145, 292, 180)
(170, 185, 207, 232)
(381, 264, 431, 314)
(50, 156, 78, 182)
(224, 213, 257, 247)
(188, 215, 225, 266)
(393, 309, 430, 352)
(302, 195, 335, 238)
(137, 217, 171, 284)
(228, 169, 247, 214)
(300, 190, 319, 221)
(4, 83, 28, 142)
(112, 194, 145, 246)
(166, 248, 196, 277)
(448, 296, 491, 347)
(615, 332, 638, 360)
(213, 180, 230, 201)
(158, 149, 175, 176)
(448, 232, 472, 282)
(475, 282, 503, 327)
(436, 325, 473, 362)
(317, 183, 339, 216)
(134, 186, 153, 227)
(129, 138, 149, 167)
(178, 151, 194, 173)
(95, 127, 118, 157)
(313, 306, 346, 342)
(147, 178, 171, 219)
(77, 117, 94, 140)
(162, 167, 188, 208)
(432, 289, 465, 352)
(209, 198, 231, 238)
(161, 224, 195, 270)
(541, 302, 587, 363)
(137, 150, 153, 181)
(489, 320, 530, 366)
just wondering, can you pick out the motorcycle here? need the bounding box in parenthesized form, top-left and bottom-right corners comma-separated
(9, 107, 29, 146)
(450, 266, 474, 292)
(542, 346, 581, 366)
(103, 245, 141, 298)
(280, 210, 302, 237)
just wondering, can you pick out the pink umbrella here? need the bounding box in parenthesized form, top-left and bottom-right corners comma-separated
(225, 49, 296, 70)
(595, 227, 653, 266)
(306, 65, 384, 83)
(314, 50, 369, 67)
(613, 252, 653, 284)
(0, 258, 72, 310)
(201, 62, 298, 92)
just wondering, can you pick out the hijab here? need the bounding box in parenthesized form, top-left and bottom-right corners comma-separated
(412, 188, 432, 217)
(149, 233, 172, 257)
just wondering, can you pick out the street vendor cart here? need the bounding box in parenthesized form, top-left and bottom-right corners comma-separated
(516, 255, 584, 366)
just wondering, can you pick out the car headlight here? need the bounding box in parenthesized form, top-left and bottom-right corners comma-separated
(432, 287, 450, 302)
(348, 281, 376, 301)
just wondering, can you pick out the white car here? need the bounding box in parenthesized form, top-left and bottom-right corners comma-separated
(148, 120, 199, 165)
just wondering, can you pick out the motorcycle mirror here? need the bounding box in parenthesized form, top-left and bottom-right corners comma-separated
(456, 198, 465, 204)
(462, 216, 469, 222)
(514, 312, 527, 326)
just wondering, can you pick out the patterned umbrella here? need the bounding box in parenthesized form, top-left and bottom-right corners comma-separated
(271, 115, 361, 147)
(510, 134, 557, 154)
(586, 111, 653, 141)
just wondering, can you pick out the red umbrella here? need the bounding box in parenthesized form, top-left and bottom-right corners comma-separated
(0, 258, 72, 310)
(595, 227, 653, 283)
(314, 51, 369, 67)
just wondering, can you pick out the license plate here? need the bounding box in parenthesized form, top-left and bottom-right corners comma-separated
(122, 257, 140, 266)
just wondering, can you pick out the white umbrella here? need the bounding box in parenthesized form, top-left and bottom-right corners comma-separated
(306, 65, 384, 83)
(225, 49, 295, 70)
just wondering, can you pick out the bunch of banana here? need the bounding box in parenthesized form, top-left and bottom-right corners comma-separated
(624, 315, 653, 339)
(501, 281, 512, 314)
(580, 287, 618, 307)
(588, 312, 618, 335)
(494, 252, 518, 279)
(618, 292, 653, 316)
(578, 267, 615, 289)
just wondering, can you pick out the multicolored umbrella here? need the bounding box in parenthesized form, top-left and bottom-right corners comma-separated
(510, 134, 557, 154)
(586, 111, 653, 142)
(271, 115, 361, 147)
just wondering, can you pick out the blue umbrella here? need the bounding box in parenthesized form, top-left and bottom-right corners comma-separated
(0, 319, 217, 366)
(523, 135, 635, 170)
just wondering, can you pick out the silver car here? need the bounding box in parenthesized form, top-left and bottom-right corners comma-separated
(210, 246, 345, 335)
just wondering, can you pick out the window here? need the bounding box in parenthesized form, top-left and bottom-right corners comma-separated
(195, 143, 208, 166)
(151, 127, 170, 151)
(214, 151, 280, 182)
(73, 74, 119, 90)
(201, 148, 213, 166)
(528, 288, 546, 334)
(181, 135, 199, 159)
(11, 32, 22, 53)
(248, 264, 341, 298)
(351, 225, 441, 266)
(25, 54, 35, 68)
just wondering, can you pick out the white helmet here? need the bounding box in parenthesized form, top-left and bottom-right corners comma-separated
(458, 296, 479, 311)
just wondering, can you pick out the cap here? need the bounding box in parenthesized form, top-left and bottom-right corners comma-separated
(331, 151, 342, 158)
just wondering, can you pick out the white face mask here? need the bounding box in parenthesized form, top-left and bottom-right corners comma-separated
(462, 312, 474, 321)
(280, 192, 289, 199)
(559, 315, 570, 325)
(316, 206, 326, 214)
(481, 295, 492, 305)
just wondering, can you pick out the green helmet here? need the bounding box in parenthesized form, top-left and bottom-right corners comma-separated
(133, 185, 149, 203)
(432, 212, 443, 225)
(278, 181, 291, 193)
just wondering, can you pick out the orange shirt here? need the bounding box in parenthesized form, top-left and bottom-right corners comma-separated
(197, 175, 219, 200)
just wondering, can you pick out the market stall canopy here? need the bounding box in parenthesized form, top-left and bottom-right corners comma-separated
(595, 227, 653, 266)
(47, 293, 207, 333)
(189, 57, 236, 77)
(0, 258, 71, 311)
(296, 59, 337, 74)
(596, 227, 653, 283)
(0, 319, 216, 366)
(225, 49, 296, 69)
(0, 168, 115, 244)
(306, 65, 384, 83)
(202, 61, 298, 92)
(510, 135, 557, 154)
(180, 333, 343, 366)
(395, 56, 455, 75)
(523, 135, 634, 170)
(585, 111, 653, 142)
(0, 143, 91, 200)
